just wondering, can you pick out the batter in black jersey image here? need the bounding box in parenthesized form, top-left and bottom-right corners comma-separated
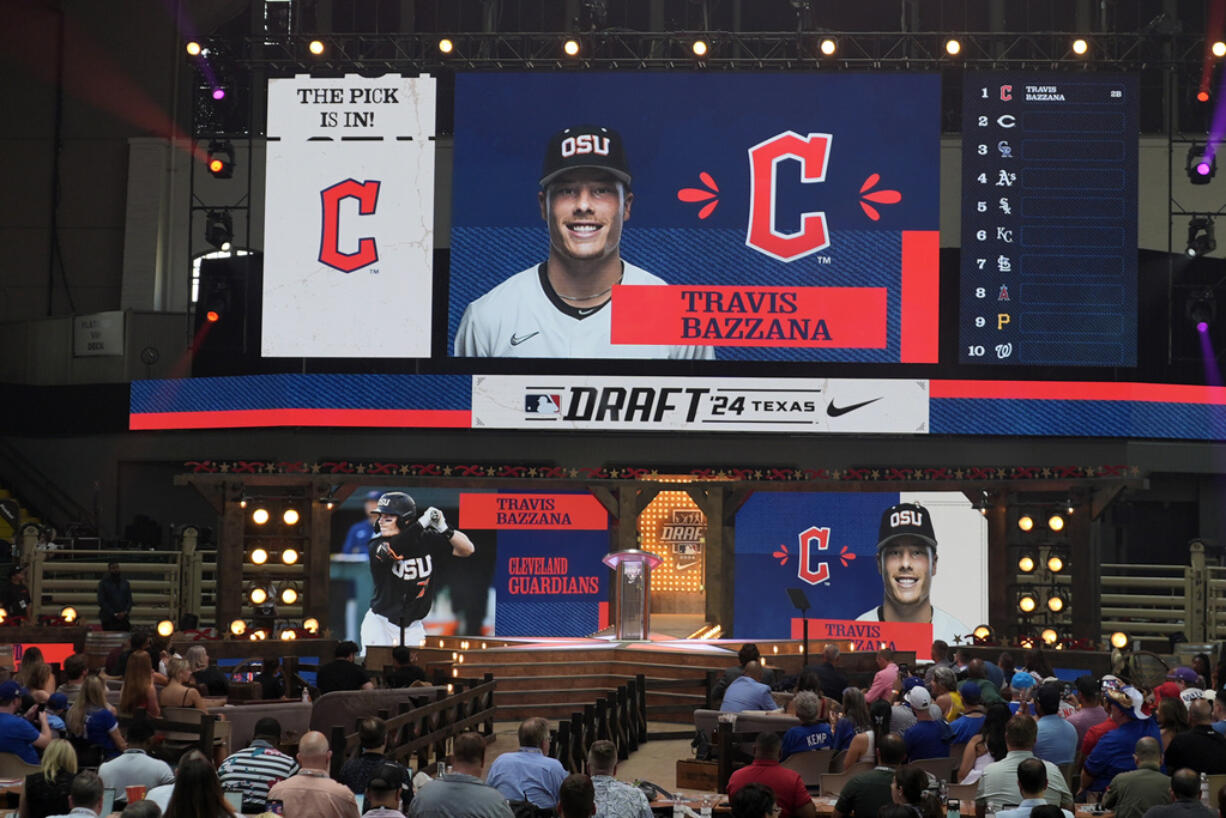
(361, 491, 475, 648)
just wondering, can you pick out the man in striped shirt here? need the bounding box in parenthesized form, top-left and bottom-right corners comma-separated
(218, 717, 300, 813)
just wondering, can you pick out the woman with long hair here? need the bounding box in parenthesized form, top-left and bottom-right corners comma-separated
(119, 650, 161, 718)
(958, 702, 1012, 783)
(67, 674, 126, 758)
(1157, 696, 1189, 751)
(839, 698, 892, 771)
(18, 737, 76, 818)
(159, 657, 207, 712)
(15, 648, 56, 703)
(833, 687, 873, 759)
(163, 750, 239, 818)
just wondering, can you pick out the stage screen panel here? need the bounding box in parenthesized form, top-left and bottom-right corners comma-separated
(449, 73, 940, 363)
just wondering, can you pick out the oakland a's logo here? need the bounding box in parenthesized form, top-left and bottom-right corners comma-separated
(319, 178, 381, 273)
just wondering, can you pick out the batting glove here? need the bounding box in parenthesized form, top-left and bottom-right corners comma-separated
(418, 507, 441, 530)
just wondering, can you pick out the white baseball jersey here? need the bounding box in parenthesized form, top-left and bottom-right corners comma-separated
(454, 262, 716, 359)
(855, 604, 972, 647)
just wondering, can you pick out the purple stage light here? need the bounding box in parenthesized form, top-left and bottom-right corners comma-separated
(212, 88, 225, 101)
(1198, 160, 1213, 176)
(1199, 321, 1210, 333)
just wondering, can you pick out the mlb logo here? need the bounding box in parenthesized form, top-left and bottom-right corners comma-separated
(525, 394, 561, 415)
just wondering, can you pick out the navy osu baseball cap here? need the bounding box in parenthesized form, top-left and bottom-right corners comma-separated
(540, 124, 632, 188)
(877, 502, 937, 552)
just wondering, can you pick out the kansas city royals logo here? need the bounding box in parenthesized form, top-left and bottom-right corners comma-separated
(319, 178, 381, 273)
(745, 131, 832, 263)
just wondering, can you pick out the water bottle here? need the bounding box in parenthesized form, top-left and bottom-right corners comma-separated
(1201, 771, 1210, 805)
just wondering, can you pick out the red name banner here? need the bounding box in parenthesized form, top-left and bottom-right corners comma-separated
(460, 493, 609, 530)
(610, 285, 887, 348)
(790, 617, 933, 655)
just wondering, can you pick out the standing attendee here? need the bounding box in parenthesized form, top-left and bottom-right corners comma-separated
(407, 731, 513, 818)
(118, 652, 161, 718)
(1033, 683, 1078, 766)
(925, 641, 954, 684)
(586, 739, 652, 818)
(217, 717, 300, 814)
(364, 762, 413, 818)
(384, 647, 427, 689)
(1164, 699, 1226, 774)
(812, 644, 851, 702)
(266, 731, 360, 818)
(902, 686, 951, 761)
(18, 737, 76, 818)
(1140, 769, 1216, 818)
(317, 642, 373, 694)
(97, 562, 133, 631)
(487, 717, 567, 809)
(1102, 737, 1171, 818)
(975, 715, 1074, 812)
(994, 758, 1075, 818)
(865, 649, 900, 704)
(0, 680, 52, 763)
(185, 646, 230, 697)
(1068, 676, 1109, 745)
(781, 691, 834, 760)
(1083, 687, 1164, 795)
(0, 565, 32, 620)
(98, 720, 175, 806)
(162, 751, 239, 818)
(726, 732, 817, 818)
(338, 717, 412, 810)
(832, 733, 908, 818)
(720, 662, 780, 713)
(362, 492, 474, 649)
(557, 774, 596, 818)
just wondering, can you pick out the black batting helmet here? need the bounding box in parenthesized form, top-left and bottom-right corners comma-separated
(375, 492, 417, 529)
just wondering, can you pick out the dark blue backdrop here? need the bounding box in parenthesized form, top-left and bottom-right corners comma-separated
(492, 528, 609, 637)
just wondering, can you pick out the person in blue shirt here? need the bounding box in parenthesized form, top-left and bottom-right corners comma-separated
(902, 686, 951, 760)
(1081, 686, 1162, 794)
(1009, 672, 1038, 716)
(487, 717, 567, 809)
(1033, 683, 1078, 766)
(721, 662, 781, 713)
(342, 491, 383, 556)
(949, 682, 988, 744)
(0, 680, 51, 764)
(44, 692, 68, 737)
(781, 691, 834, 760)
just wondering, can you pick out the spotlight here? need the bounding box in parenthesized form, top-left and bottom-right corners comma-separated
(282, 508, 300, 526)
(1018, 635, 1036, 649)
(563, 38, 580, 57)
(1065, 498, 1075, 515)
(249, 587, 269, 605)
(303, 617, 320, 634)
(211, 87, 226, 101)
(59, 606, 77, 623)
(1187, 217, 1217, 257)
(249, 548, 269, 565)
(251, 507, 269, 526)
(1187, 145, 1216, 184)
(1199, 90, 1212, 103)
(1047, 554, 1065, 573)
(692, 39, 709, 57)
(1018, 593, 1038, 614)
(0, 608, 8, 625)
(157, 619, 174, 638)
(1017, 514, 1035, 532)
(1109, 631, 1129, 649)
(239, 497, 249, 509)
(280, 629, 297, 641)
(1041, 627, 1059, 645)
(205, 210, 233, 252)
(280, 586, 299, 605)
(438, 38, 454, 54)
(251, 629, 268, 641)
(206, 140, 234, 179)
(229, 618, 247, 636)
(1047, 593, 1066, 613)
(1048, 513, 1065, 532)
(205, 310, 220, 323)
(1071, 38, 1089, 56)
(308, 40, 325, 56)
(281, 548, 299, 565)
(819, 38, 837, 56)
(1188, 289, 1217, 333)
(972, 624, 993, 643)
(1017, 553, 1037, 573)
(185, 41, 202, 57)
(1215, 41, 1226, 58)
(945, 39, 962, 56)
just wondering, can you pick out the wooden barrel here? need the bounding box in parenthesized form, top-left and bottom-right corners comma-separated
(85, 630, 128, 671)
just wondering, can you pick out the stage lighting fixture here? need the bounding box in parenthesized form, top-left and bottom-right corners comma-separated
(251, 507, 269, 526)
(563, 38, 580, 57)
(239, 497, 249, 509)
(692, 39, 709, 57)
(819, 38, 837, 56)
(282, 508, 300, 526)
(204, 210, 233, 252)
(1041, 627, 1059, 645)
(229, 618, 247, 636)
(308, 40, 325, 56)
(1017, 553, 1037, 573)
(249, 587, 269, 605)
(1018, 635, 1036, 649)
(279, 586, 299, 605)
(1017, 513, 1035, 532)
(1215, 41, 1226, 58)
(1018, 592, 1038, 614)
(438, 38, 454, 54)
(1047, 592, 1066, 613)
(280, 629, 297, 641)
(206, 140, 234, 179)
(205, 310, 220, 323)
(1065, 498, 1075, 515)
(1187, 217, 1217, 257)
(1109, 631, 1129, 649)
(1047, 553, 1065, 573)
(945, 39, 962, 56)
(281, 548, 299, 565)
(250, 629, 268, 641)
(59, 606, 77, 623)
(1048, 513, 1065, 532)
(1187, 145, 1217, 184)
(1072, 38, 1089, 56)
(1188, 289, 1217, 333)
(972, 624, 993, 643)
(1199, 90, 1212, 103)
(303, 617, 320, 634)
(249, 548, 269, 566)
(185, 41, 202, 57)
(157, 619, 174, 637)
(211, 87, 226, 101)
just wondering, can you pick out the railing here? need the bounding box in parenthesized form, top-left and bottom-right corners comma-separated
(1099, 541, 1210, 643)
(327, 675, 497, 777)
(549, 675, 645, 773)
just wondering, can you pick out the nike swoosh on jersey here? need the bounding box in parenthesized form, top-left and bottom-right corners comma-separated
(826, 397, 882, 417)
(509, 331, 541, 346)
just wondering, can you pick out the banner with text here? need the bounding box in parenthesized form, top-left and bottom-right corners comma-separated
(459, 492, 608, 530)
(263, 74, 436, 358)
(471, 375, 929, 433)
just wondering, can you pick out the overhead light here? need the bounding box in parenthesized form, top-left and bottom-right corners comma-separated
(1047, 554, 1066, 573)
(1017, 513, 1035, 532)
(1041, 627, 1060, 645)
(206, 140, 234, 179)
(691, 39, 709, 57)
(249, 547, 269, 565)
(1187, 217, 1217, 257)
(211, 87, 226, 101)
(185, 41, 202, 57)
(1187, 145, 1217, 184)
(1017, 553, 1037, 573)
(819, 38, 837, 56)
(1047, 593, 1067, 613)
(1071, 38, 1089, 56)
(1215, 41, 1226, 58)
(157, 619, 174, 638)
(279, 586, 299, 605)
(563, 38, 580, 57)
(303, 617, 320, 634)
(438, 38, 454, 54)
(1109, 631, 1129, 649)
(229, 618, 247, 636)
(308, 40, 325, 56)
(1018, 592, 1038, 614)
(945, 39, 962, 56)
(59, 606, 78, 623)
(282, 508, 300, 526)
(1189, 290, 1217, 334)
(1048, 513, 1065, 532)
(250, 587, 269, 605)
(205, 210, 233, 252)
(281, 548, 299, 565)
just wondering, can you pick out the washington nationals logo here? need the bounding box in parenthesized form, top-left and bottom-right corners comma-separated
(319, 178, 381, 273)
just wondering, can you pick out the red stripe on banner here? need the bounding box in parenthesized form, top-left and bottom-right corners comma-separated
(931, 380, 1226, 405)
(900, 230, 940, 363)
(129, 408, 472, 430)
(610, 285, 886, 348)
(459, 493, 609, 530)
(598, 602, 610, 630)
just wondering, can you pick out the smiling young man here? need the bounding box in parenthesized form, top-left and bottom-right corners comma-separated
(454, 124, 713, 360)
(855, 502, 970, 644)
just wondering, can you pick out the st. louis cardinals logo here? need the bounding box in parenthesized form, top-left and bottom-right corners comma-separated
(746, 131, 832, 263)
(773, 525, 857, 586)
(319, 178, 381, 273)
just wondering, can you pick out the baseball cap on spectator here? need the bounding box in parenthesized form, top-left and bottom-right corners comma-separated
(1208, 689, 1221, 703)
(1168, 667, 1199, 684)
(365, 490, 382, 502)
(1105, 686, 1147, 719)
(367, 761, 409, 793)
(1180, 687, 1205, 705)
(959, 681, 982, 704)
(902, 676, 926, 693)
(1036, 683, 1062, 714)
(1011, 671, 1037, 690)
(905, 686, 933, 710)
(46, 693, 68, 712)
(0, 681, 26, 703)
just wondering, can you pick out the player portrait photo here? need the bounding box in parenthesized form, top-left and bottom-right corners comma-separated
(453, 124, 714, 360)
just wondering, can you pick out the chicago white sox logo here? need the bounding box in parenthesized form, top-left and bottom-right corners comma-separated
(319, 178, 381, 273)
(745, 131, 832, 262)
(796, 525, 831, 585)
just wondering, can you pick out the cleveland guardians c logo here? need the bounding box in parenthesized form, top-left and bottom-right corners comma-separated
(796, 525, 831, 586)
(746, 131, 832, 263)
(319, 178, 381, 273)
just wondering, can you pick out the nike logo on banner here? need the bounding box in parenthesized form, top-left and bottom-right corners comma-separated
(826, 397, 881, 417)
(509, 332, 540, 346)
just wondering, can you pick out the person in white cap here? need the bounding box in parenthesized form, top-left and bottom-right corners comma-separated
(902, 685, 952, 760)
(1081, 686, 1162, 795)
